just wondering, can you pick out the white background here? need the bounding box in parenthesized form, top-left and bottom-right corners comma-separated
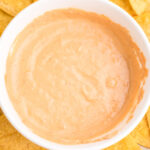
(142, 147, 150, 150)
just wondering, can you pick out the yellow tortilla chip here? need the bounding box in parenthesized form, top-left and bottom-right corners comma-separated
(0, 0, 32, 16)
(146, 7, 150, 12)
(0, 132, 46, 150)
(0, 115, 46, 150)
(131, 116, 150, 148)
(146, 107, 150, 128)
(0, 109, 3, 115)
(110, 0, 136, 16)
(0, 115, 16, 138)
(104, 135, 141, 150)
(129, 0, 149, 15)
(146, 2, 150, 12)
(134, 12, 150, 41)
(0, 9, 12, 35)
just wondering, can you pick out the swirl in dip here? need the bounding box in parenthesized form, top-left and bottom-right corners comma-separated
(5, 9, 147, 144)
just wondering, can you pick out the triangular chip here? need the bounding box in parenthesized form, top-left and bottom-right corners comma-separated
(0, 132, 46, 150)
(0, 115, 16, 138)
(131, 116, 150, 148)
(104, 135, 141, 150)
(110, 0, 136, 16)
(129, 0, 149, 15)
(0, 109, 3, 115)
(134, 12, 150, 41)
(0, 115, 46, 149)
(0, 9, 12, 35)
(146, 107, 150, 128)
(0, 0, 33, 16)
(146, 2, 150, 12)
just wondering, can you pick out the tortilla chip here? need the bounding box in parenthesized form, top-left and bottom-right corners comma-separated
(0, 0, 32, 16)
(0, 109, 3, 114)
(129, 0, 149, 15)
(146, 7, 150, 12)
(131, 116, 150, 148)
(104, 135, 141, 150)
(0, 115, 16, 138)
(0, 9, 12, 35)
(146, 107, 150, 128)
(110, 0, 136, 16)
(0, 132, 46, 150)
(146, 2, 150, 12)
(0, 115, 46, 149)
(134, 12, 150, 41)
(0, 109, 3, 115)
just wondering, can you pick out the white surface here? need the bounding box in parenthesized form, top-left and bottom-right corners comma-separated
(142, 146, 150, 150)
(0, 0, 150, 150)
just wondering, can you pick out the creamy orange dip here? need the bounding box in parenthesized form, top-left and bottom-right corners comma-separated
(5, 9, 147, 144)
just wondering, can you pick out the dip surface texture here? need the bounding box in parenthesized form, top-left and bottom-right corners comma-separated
(6, 9, 147, 144)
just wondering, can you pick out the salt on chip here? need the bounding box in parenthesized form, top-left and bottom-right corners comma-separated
(0, 9, 12, 35)
(0, 0, 32, 16)
(110, 0, 136, 16)
(134, 12, 150, 41)
(131, 116, 150, 148)
(146, 107, 150, 128)
(104, 135, 141, 150)
(129, 0, 149, 15)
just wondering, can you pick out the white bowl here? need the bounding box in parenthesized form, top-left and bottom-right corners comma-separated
(0, 0, 150, 149)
